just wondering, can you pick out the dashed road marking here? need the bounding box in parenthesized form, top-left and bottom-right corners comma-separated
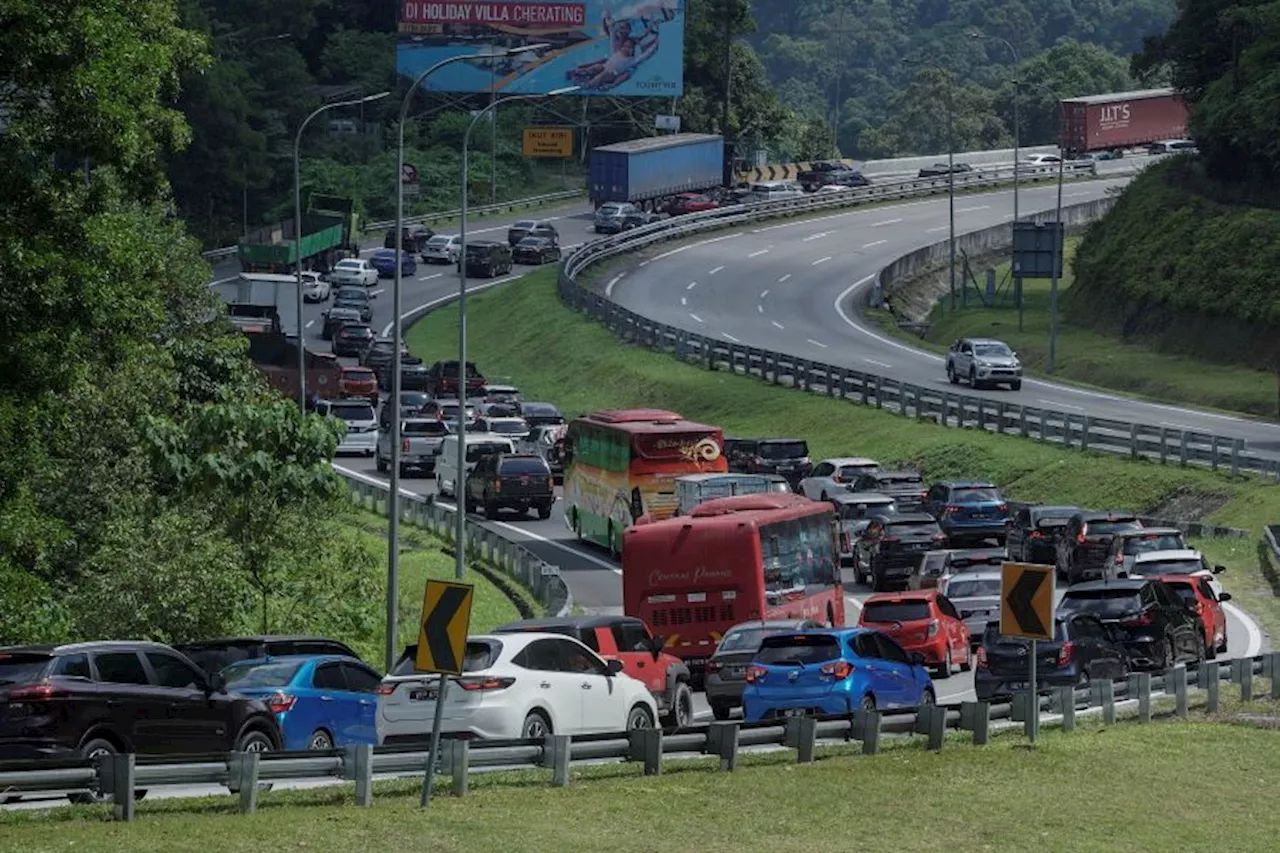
(757, 304, 764, 313)
(807, 338, 828, 348)
(416, 273, 443, 281)
(771, 320, 785, 330)
(926, 225, 948, 233)
(862, 239, 887, 248)
(681, 297, 687, 306)
(812, 256, 831, 266)
(866, 358, 892, 368)
(803, 231, 830, 242)
(686, 281, 698, 290)
(748, 249, 769, 258)
(759, 289, 769, 298)
(722, 332, 740, 343)
(370, 288, 386, 296)
(1041, 400, 1084, 411)
(956, 205, 991, 213)
(871, 218, 903, 227)
(689, 313, 704, 323)
(709, 265, 725, 275)
(778, 274, 791, 283)
(304, 320, 315, 329)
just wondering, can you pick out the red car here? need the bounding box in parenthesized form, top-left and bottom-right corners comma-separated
(338, 366, 379, 404)
(667, 192, 719, 216)
(1157, 573, 1230, 658)
(858, 590, 972, 678)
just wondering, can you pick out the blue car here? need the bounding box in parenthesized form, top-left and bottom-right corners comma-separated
(742, 628, 935, 721)
(370, 248, 417, 278)
(922, 481, 1010, 545)
(220, 655, 382, 750)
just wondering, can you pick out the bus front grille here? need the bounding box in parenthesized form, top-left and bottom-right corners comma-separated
(650, 603, 735, 627)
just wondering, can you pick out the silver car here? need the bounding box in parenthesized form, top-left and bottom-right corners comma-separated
(420, 234, 460, 264)
(594, 202, 638, 233)
(317, 398, 378, 456)
(943, 571, 1004, 646)
(945, 337, 1023, 390)
(799, 457, 881, 501)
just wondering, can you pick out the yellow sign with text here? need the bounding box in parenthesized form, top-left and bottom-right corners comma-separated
(523, 127, 574, 158)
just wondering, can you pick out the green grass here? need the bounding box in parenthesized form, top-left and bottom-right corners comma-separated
(873, 238, 1277, 417)
(4, 718, 1279, 852)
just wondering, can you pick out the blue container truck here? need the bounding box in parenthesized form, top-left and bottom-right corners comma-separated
(589, 133, 725, 209)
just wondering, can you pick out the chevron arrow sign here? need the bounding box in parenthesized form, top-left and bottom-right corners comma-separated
(415, 580, 475, 675)
(999, 562, 1055, 641)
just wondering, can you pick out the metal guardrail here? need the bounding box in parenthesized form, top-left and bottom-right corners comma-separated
(336, 466, 572, 618)
(555, 164, 1280, 483)
(199, 189, 586, 262)
(1266, 525, 1280, 562)
(2, 654, 1274, 820)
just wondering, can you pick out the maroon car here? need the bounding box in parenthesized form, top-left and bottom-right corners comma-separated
(667, 192, 719, 216)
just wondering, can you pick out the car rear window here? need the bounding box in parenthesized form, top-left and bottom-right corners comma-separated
(755, 634, 840, 665)
(222, 660, 303, 688)
(0, 653, 51, 685)
(1132, 559, 1202, 576)
(467, 443, 509, 462)
(500, 458, 549, 475)
(838, 464, 877, 478)
(404, 421, 448, 436)
(839, 503, 888, 520)
(951, 487, 1001, 502)
(885, 521, 938, 536)
(880, 475, 922, 487)
(945, 578, 1002, 599)
(757, 441, 808, 459)
(716, 627, 776, 654)
(1122, 534, 1184, 554)
(329, 403, 375, 421)
(488, 421, 527, 434)
(983, 622, 1067, 644)
(1164, 582, 1197, 603)
(344, 368, 375, 379)
(861, 601, 931, 623)
(1059, 589, 1143, 617)
(1084, 520, 1140, 536)
(392, 640, 501, 676)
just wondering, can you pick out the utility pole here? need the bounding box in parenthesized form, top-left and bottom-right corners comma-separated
(720, 3, 732, 136)
(831, 2, 852, 157)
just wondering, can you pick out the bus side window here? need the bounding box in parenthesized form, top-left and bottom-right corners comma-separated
(769, 536, 780, 559)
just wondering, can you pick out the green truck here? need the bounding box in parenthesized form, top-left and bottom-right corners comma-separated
(238, 193, 358, 273)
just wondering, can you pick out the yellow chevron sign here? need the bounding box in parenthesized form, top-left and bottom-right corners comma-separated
(735, 159, 859, 183)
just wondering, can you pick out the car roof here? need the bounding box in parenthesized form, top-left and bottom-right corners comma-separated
(0, 640, 177, 656)
(949, 570, 1003, 583)
(864, 590, 936, 602)
(939, 480, 998, 489)
(482, 416, 528, 423)
(228, 654, 364, 668)
(883, 512, 937, 523)
(1077, 510, 1140, 520)
(494, 615, 646, 632)
(325, 397, 375, 406)
(1029, 504, 1081, 515)
(1133, 549, 1201, 562)
(726, 618, 820, 631)
(759, 626, 872, 639)
(867, 470, 921, 479)
(1067, 579, 1148, 592)
(964, 338, 1007, 345)
(1116, 527, 1182, 536)
(830, 492, 894, 504)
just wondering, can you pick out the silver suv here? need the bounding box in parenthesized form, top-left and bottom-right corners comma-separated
(946, 337, 1023, 390)
(317, 398, 378, 456)
(594, 202, 638, 234)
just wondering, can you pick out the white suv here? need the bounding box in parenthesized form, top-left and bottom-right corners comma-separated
(316, 398, 378, 456)
(329, 258, 378, 287)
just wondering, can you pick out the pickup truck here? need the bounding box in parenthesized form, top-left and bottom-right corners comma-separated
(376, 418, 449, 476)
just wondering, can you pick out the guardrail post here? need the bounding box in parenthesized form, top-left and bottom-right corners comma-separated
(229, 751, 261, 814)
(1232, 439, 1243, 477)
(995, 401, 1006, 434)
(858, 710, 881, 755)
(785, 715, 817, 763)
(913, 705, 946, 751)
(707, 721, 740, 771)
(343, 744, 374, 806)
(1134, 672, 1152, 722)
(1178, 431, 1189, 466)
(628, 726, 663, 776)
(448, 739, 470, 796)
(959, 701, 990, 745)
(1019, 407, 1029, 437)
(1205, 661, 1221, 712)
(1158, 427, 1168, 463)
(1130, 423, 1139, 459)
(873, 375, 883, 409)
(1091, 679, 1116, 724)
(1270, 653, 1280, 701)
(545, 734, 572, 786)
(1239, 658, 1254, 702)
(1170, 665, 1188, 717)
(104, 753, 136, 822)
(1051, 686, 1076, 731)
(1081, 417, 1092, 451)
(1210, 435, 1219, 470)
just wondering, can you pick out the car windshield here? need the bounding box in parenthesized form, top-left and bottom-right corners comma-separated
(861, 601, 931, 623)
(335, 261, 361, 270)
(487, 421, 527, 434)
(1165, 583, 1197, 603)
(974, 343, 1012, 357)
(1085, 520, 1141, 536)
(716, 627, 776, 654)
(1123, 534, 1184, 554)
(755, 634, 840, 666)
(221, 660, 302, 688)
(1132, 559, 1202, 576)
(336, 287, 366, 299)
(392, 640, 501, 676)
(951, 487, 1001, 502)
(946, 578, 1002, 599)
(464, 245, 491, 257)
(885, 521, 938, 537)
(329, 403, 375, 421)
(1059, 589, 1143, 617)
(500, 458, 548, 475)
(757, 441, 807, 459)
(426, 236, 452, 247)
(838, 503, 888, 520)
(513, 220, 536, 229)
(0, 653, 51, 685)
(404, 421, 447, 436)
(517, 238, 544, 248)
(343, 369, 375, 379)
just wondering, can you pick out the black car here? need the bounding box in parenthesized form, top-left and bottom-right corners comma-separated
(1056, 510, 1143, 584)
(384, 225, 433, 253)
(175, 636, 361, 676)
(512, 236, 562, 265)
(974, 615, 1129, 701)
(703, 618, 822, 719)
(854, 512, 947, 590)
(725, 438, 812, 487)
(459, 241, 513, 278)
(1058, 579, 1206, 670)
(521, 401, 565, 427)
(332, 323, 375, 357)
(850, 470, 926, 512)
(379, 392, 433, 429)
(0, 641, 283, 767)
(463, 453, 555, 519)
(360, 338, 405, 372)
(399, 357, 431, 392)
(1006, 504, 1082, 563)
(918, 162, 973, 178)
(506, 219, 559, 246)
(321, 306, 365, 340)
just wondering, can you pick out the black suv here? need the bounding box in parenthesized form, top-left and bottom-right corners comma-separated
(725, 438, 811, 487)
(1057, 579, 1206, 670)
(506, 219, 559, 246)
(464, 453, 555, 519)
(974, 614, 1129, 701)
(849, 470, 926, 512)
(1006, 504, 1082, 564)
(853, 512, 946, 590)
(384, 225, 433, 252)
(0, 641, 283, 763)
(459, 241, 513, 278)
(1056, 510, 1143, 584)
(918, 162, 973, 178)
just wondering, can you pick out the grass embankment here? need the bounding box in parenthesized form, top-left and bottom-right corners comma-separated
(404, 268, 1280, 640)
(340, 509, 535, 663)
(871, 234, 1277, 417)
(4, 719, 1279, 852)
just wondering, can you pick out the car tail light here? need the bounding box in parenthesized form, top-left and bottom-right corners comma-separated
(996, 503, 1008, 513)
(832, 474, 845, 484)
(944, 504, 962, 514)
(820, 661, 855, 680)
(921, 489, 929, 500)
(494, 480, 501, 493)
(1077, 530, 1087, 544)
(1029, 530, 1044, 539)
(975, 646, 989, 670)
(266, 692, 296, 713)
(374, 683, 399, 696)
(545, 477, 554, 488)
(1122, 611, 1154, 627)
(926, 619, 940, 638)
(706, 660, 721, 674)
(455, 676, 515, 691)
(402, 438, 410, 453)
(932, 533, 947, 542)
(745, 665, 768, 684)
(1113, 553, 1124, 566)
(1056, 642, 1075, 666)
(8, 682, 69, 701)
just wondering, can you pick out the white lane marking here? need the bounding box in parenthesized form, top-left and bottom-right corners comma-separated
(304, 320, 315, 329)
(871, 218, 903, 227)
(861, 239, 887, 249)
(645, 232, 742, 264)
(759, 289, 769, 298)
(834, 274, 948, 364)
(778, 274, 792, 283)
(956, 205, 991, 213)
(748, 249, 770, 258)
(709, 265, 725, 275)
(681, 297, 687, 306)
(807, 339, 828, 349)
(812, 256, 831, 266)
(845, 596, 863, 612)
(689, 313, 704, 323)
(1040, 400, 1084, 411)
(771, 321, 786, 330)
(605, 272, 625, 297)
(416, 273, 443, 282)
(926, 225, 948, 233)
(686, 281, 698, 290)
(803, 231, 830, 242)
(866, 359, 892, 368)
(722, 332, 741, 343)
(749, 196, 946, 234)
(1224, 602, 1263, 657)
(757, 304, 764, 314)
(1065, 191, 1089, 198)
(209, 276, 238, 286)
(370, 288, 386, 296)
(379, 274, 521, 337)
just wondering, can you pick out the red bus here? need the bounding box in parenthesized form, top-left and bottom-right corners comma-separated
(621, 493, 845, 675)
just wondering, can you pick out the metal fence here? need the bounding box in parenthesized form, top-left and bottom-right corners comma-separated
(555, 166, 1280, 482)
(336, 467, 572, 618)
(3, 653, 1275, 821)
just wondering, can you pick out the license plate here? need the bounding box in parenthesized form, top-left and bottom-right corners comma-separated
(971, 513, 987, 519)
(409, 688, 438, 701)
(727, 665, 745, 677)
(782, 708, 807, 718)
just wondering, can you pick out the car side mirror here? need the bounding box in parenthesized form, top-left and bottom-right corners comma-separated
(605, 659, 624, 676)
(910, 652, 926, 666)
(369, 291, 378, 298)
(649, 634, 666, 660)
(1219, 592, 1232, 602)
(208, 672, 227, 694)
(1213, 565, 1226, 574)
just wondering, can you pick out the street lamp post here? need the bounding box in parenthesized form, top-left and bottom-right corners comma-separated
(292, 90, 389, 414)
(906, 59, 958, 311)
(1026, 83, 1069, 375)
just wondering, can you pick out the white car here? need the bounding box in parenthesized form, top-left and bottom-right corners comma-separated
(375, 633, 658, 743)
(420, 234, 461, 265)
(329, 258, 378, 287)
(798, 457, 882, 502)
(301, 271, 331, 302)
(1020, 153, 1062, 168)
(474, 416, 531, 442)
(1127, 549, 1226, 597)
(316, 398, 378, 456)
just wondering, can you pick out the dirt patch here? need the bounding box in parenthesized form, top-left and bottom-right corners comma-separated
(882, 249, 1008, 323)
(1148, 488, 1232, 522)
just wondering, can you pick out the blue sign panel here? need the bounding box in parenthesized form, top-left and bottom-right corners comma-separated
(396, 0, 685, 96)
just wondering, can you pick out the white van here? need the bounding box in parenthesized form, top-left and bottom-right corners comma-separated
(747, 181, 804, 203)
(435, 432, 516, 497)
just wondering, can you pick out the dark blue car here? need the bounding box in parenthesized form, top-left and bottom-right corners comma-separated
(923, 481, 1010, 545)
(370, 248, 417, 278)
(220, 655, 382, 750)
(742, 628, 934, 721)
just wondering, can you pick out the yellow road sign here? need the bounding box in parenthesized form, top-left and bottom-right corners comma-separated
(523, 127, 574, 158)
(415, 580, 474, 675)
(1000, 562, 1055, 641)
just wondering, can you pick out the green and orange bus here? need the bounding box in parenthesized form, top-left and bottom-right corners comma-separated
(563, 409, 727, 556)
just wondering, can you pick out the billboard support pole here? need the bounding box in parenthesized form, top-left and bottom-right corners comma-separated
(720, 5, 731, 136)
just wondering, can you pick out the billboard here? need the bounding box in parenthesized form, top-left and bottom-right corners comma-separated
(396, 1, 685, 96)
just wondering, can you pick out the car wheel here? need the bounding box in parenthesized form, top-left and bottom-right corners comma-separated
(710, 701, 732, 721)
(308, 730, 334, 750)
(236, 729, 274, 753)
(68, 737, 122, 804)
(1193, 633, 1207, 665)
(663, 682, 694, 729)
(607, 521, 619, 559)
(627, 704, 656, 730)
(537, 504, 552, 520)
(969, 366, 979, 389)
(946, 364, 958, 384)
(934, 648, 953, 679)
(484, 499, 499, 520)
(522, 710, 552, 739)
(376, 455, 387, 473)
(959, 644, 973, 672)
(861, 694, 876, 712)
(920, 687, 936, 706)
(1010, 381, 1022, 391)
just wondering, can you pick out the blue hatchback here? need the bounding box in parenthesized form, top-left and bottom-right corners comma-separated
(742, 628, 935, 721)
(220, 655, 382, 750)
(370, 248, 417, 278)
(923, 481, 1010, 545)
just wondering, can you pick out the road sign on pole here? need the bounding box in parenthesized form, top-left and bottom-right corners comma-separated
(1000, 562, 1054, 745)
(415, 579, 474, 808)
